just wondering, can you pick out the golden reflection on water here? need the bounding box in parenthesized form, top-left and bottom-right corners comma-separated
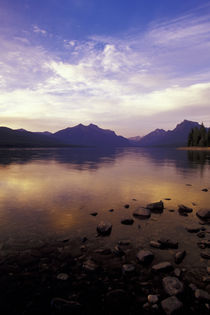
(0, 148, 209, 246)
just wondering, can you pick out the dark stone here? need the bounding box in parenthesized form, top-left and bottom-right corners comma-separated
(186, 226, 200, 233)
(197, 231, 205, 238)
(136, 250, 154, 264)
(150, 241, 163, 249)
(178, 204, 193, 215)
(196, 209, 210, 220)
(124, 204, 130, 208)
(122, 264, 135, 275)
(121, 218, 134, 225)
(97, 221, 112, 236)
(158, 238, 178, 249)
(112, 245, 125, 257)
(133, 207, 151, 219)
(195, 289, 210, 301)
(109, 209, 114, 212)
(161, 296, 183, 314)
(90, 212, 98, 216)
(174, 250, 186, 264)
(201, 252, 210, 259)
(152, 262, 173, 272)
(202, 188, 208, 192)
(146, 200, 164, 212)
(162, 276, 184, 296)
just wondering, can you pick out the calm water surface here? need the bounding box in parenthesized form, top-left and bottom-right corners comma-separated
(0, 147, 210, 278)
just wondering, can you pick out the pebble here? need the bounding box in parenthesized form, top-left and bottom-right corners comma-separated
(152, 262, 173, 272)
(56, 273, 69, 281)
(133, 207, 151, 219)
(83, 259, 98, 272)
(148, 294, 159, 304)
(122, 264, 135, 274)
(195, 289, 210, 301)
(97, 221, 112, 236)
(174, 250, 186, 264)
(121, 218, 134, 225)
(146, 200, 164, 211)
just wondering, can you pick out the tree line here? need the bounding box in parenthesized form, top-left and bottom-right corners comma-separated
(188, 123, 210, 147)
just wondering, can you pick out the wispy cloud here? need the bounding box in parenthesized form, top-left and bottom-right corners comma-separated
(0, 10, 210, 135)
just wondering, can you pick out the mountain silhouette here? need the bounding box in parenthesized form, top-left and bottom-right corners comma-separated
(135, 120, 201, 147)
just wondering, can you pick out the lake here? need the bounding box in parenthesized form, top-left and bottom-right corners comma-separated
(0, 147, 209, 273)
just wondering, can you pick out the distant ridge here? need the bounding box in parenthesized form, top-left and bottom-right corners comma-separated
(134, 120, 201, 147)
(53, 123, 129, 147)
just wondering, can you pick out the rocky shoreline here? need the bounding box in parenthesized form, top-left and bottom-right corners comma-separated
(0, 201, 210, 314)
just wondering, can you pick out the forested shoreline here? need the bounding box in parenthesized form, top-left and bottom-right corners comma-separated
(188, 123, 210, 147)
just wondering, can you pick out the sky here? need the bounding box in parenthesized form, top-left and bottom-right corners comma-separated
(0, 0, 210, 137)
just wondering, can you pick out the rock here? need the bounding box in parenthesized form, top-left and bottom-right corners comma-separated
(158, 238, 178, 249)
(109, 209, 114, 212)
(178, 204, 193, 215)
(195, 289, 210, 301)
(122, 264, 135, 274)
(121, 218, 134, 225)
(169, 209, 175, 212)
(174, 268, 181, 277)
(197, 240, 210, 249)
(189, 283, 197, 292)
(165, 198, 171, 200)
(203, 277, 210, 283)
(124, 204, 130, 208)
(51, 298, 81, 313)
(113, 245, 125, 257)
(146, 200, 164, 212)
(150, 241, 163, 249)
(83, 259, 98, 272)
(174, 250, 186, 264)
(202, 188, 208, 192)
(186, 226, 200, 233)
(97, 221, 112, 236)
(186, 184, 192, 186)
(207, 266, 210, 275)
(136, 250, 154, 264)
(162, 276, 184, 296)
(118, 240, 131, 246)
(90, 212, 98, 216)
(161, 296, 183, 315)
(133, 207, 151, 219)
(152, 262, 173, 272)
(197, 231, 205, 238)
(196, 209, 210, 220)
(201, 252, 210, 259)
(148, 294, 159, 304)
(81, 236, 88, 243)
(94, 248, 112, 255)
(56, 273, 69, 280)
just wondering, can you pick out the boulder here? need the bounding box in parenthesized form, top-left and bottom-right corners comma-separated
(161, 296, 183, 315)
(97, 221, 112, 236)
(162, 276, 184, 296)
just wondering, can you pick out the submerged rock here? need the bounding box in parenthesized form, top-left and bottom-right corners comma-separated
(186, 226, 200, 233)
(196, 209, 210, 220)
(178, 204, 193, 215)
(201, 252, 210, 260)
(121, 218, 134, 225)
(174, 250, 186, 264)
(162, 276, 184, 296)
(133, 207, 151, 219)
(97, 221, 112, 236)
(152, 262, 173, 272)
(161, 296, 183, 315)
(136, 250, 154, 264)
(146, 200, 164, 212)
(158, 238, 178, 249)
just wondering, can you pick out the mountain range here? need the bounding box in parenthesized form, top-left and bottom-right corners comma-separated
(0, 120, 206, 148)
